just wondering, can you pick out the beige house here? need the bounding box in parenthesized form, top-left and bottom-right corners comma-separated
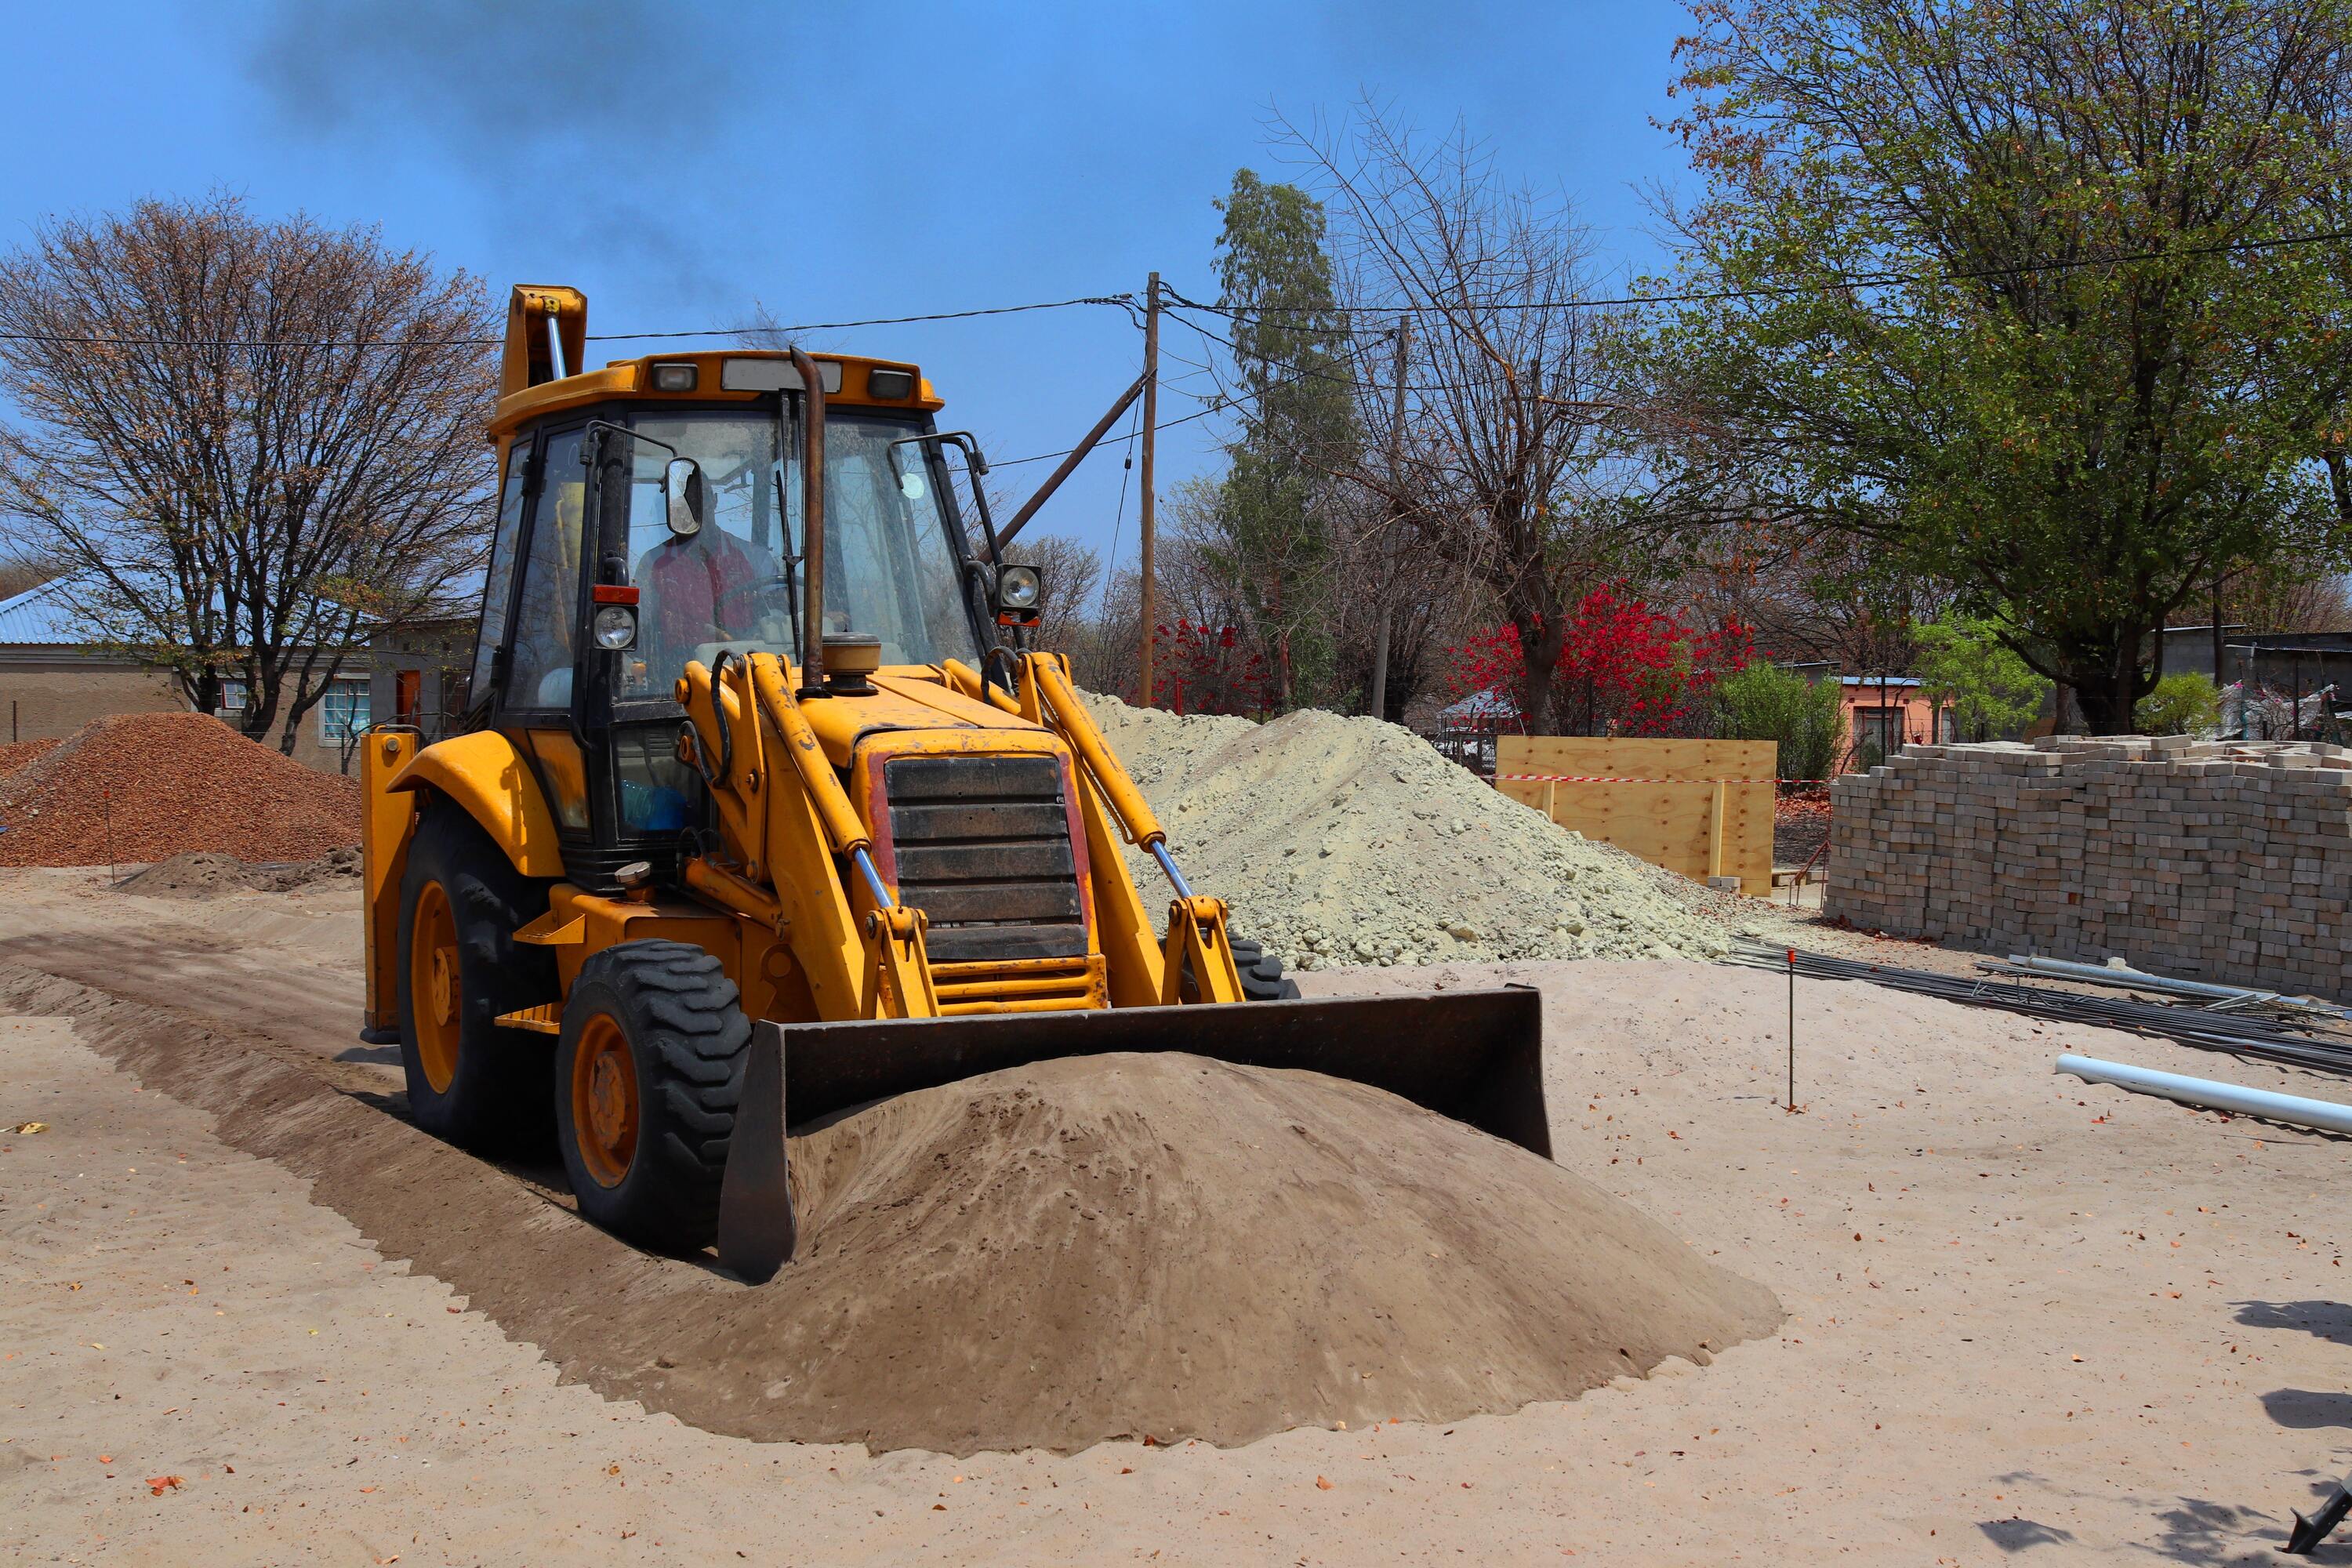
(0, 579, 372, 774)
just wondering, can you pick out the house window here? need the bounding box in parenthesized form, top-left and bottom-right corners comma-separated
(1853, 706, 1907, 766)
(319, 680, 371, 742)
(218, 678, 250, 720)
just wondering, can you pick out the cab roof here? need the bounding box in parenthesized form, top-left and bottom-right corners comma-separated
(492, 284, 943, 442)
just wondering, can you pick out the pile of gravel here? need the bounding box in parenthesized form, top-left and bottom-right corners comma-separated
(1081, 695, 1735, 970)
(118, 846, 361, 898)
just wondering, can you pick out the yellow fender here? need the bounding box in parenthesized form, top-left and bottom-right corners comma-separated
(385, 731, 567, 877)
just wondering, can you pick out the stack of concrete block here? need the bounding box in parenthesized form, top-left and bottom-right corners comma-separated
(1827, 735, 2352, 1000)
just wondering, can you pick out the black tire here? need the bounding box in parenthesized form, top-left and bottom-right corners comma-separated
(396, 800, 557, 1152)
(554, 939, 750, 1254)
(1229, 937, 1302, 1001)
(1181, 935, 1302, 1002)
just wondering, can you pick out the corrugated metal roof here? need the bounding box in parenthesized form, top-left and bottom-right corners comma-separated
(0, 577, 96, 646)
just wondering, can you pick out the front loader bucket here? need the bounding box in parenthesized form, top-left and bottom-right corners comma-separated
(717, 987, 1548, 1283)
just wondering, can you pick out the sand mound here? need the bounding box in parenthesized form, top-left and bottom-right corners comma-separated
(1081, 694, 1733, 970)
(662, 1051, 1780, 1453)
(1, 959, 1778, 1456)
(118, 846, 361, 898)
(0, 712, 359, 866)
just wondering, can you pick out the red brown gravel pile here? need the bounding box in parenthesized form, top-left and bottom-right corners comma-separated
(0, 712, 360, 867)
(0, 736, 62, 776)
(1773, 786, 1832, 868)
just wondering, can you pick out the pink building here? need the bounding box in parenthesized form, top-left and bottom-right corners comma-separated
(1838, 674, 1952, 769)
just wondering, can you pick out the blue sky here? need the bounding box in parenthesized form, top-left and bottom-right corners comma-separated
(1, 0, 1697, 580)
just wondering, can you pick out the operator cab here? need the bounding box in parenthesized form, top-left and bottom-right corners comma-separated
(466, 287, 996, 888)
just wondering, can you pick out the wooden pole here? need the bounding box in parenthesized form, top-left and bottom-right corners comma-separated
(1367, 318, 1411, 723)
(1137, 273, 1160, 707)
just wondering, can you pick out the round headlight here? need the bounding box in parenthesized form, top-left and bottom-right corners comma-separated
(593, 604, 637, 651)
(996, 564, 1041, 611)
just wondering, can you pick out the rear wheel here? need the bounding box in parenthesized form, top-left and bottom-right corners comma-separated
(1229, 937, 1302, 1000)
(554, 940, 750, 1253)
(396, 801, 556, 1150)
(1181, 935, 1302, 1002)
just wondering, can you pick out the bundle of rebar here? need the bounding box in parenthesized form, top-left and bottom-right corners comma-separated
(1728, 939, 2352, 1077)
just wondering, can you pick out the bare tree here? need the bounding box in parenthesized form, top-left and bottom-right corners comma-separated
(1015, 531, 1104, 657)
(0, 194, 497, 753)
(1262, 103, 1661, 733)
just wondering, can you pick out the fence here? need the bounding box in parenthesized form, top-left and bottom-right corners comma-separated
(1494, 736, 1777, 895)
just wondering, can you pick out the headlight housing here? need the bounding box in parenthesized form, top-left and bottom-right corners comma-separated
(994, 564, 1042, 613)
(592, 604, 637, 651)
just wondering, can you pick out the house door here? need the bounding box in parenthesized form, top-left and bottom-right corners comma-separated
(394, 669, 422, 728)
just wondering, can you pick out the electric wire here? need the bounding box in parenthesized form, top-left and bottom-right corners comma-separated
(0, 293, 1139, 351)
(1160, 223, 2352, 318)
(1099, 399, 1142, 614)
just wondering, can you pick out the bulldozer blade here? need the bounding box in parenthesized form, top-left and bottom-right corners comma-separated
(715, 988, 1547, 1279)
(716, 1022, 796, 1283)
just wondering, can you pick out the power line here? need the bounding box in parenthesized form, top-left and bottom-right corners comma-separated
(1163, 302, 1632, 406)
(991, 399, 1225, 468)
(1160, 223, 2352, 318)
(0, 293, 1138, 352)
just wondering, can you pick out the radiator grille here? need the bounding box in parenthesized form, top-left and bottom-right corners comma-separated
(883, 755, 1087, 963)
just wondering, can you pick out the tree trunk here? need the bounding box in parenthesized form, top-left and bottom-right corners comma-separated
(1515, 611, 1567, 735)
(2067, 641, 2149, 735)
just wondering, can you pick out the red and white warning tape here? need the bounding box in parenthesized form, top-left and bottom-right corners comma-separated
(1494, 773, 1826, 785)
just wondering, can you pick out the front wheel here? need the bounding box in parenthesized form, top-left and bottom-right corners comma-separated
(554, 940, 751, 1254)
(395, 801, 555, 1151)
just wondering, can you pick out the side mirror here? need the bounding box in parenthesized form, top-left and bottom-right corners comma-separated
(663, 457, 704, 536)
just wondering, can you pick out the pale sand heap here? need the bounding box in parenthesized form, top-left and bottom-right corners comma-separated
(1080, 693, 1736, 969)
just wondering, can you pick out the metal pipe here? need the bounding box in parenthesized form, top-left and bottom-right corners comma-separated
(789, 346, 828, 698)
(2003, 953, 2282, 1005)
(995, 372, 1145, 550)
(1730, 941, 2352, 1077)
(852, 846, 895, 909)
(2055, 1053, 2352, 1136)
(1149, 840, 1194, 901)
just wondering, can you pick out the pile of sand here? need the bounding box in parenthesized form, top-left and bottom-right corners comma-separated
(117, 846, 361, 898)
(0, 713, 360, 867)
(3, 953, 1780, 1455)
(1081, 695, 1736, 969)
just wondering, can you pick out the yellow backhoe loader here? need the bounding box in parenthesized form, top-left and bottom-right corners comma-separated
(360, 285, 1545, 1280)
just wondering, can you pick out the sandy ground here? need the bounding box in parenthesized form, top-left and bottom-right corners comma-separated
(5, 866, 2352, 1564)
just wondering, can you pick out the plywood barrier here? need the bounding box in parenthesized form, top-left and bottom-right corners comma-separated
(1494, 737, 1777, 895)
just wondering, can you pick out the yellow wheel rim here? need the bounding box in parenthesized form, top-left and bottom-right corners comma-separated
(570, 1013, 639, 1189)
(408, 882, 460, 1094)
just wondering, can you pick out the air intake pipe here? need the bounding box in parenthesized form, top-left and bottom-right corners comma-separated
(789, 345, 828, 699)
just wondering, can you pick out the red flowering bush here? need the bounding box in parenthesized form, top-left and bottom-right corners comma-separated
(1449, 586, 1750, 735)
(1152, 619, 1273, 716)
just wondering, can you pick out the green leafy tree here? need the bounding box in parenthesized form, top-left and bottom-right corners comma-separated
(2136, 671, 2223, 736)
(1650, 0, 2352, 732)
(1913, 615, 2053, 741)
(1208, 170, 1359, 709)
(1714, 661, 1845, 779)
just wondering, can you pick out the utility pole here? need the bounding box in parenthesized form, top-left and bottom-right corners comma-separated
(1367, 318, 1411, 724)
(1137, 273, 1160, 707)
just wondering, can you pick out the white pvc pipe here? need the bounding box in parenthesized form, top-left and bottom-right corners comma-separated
(2055, 1053, 2352, 1136)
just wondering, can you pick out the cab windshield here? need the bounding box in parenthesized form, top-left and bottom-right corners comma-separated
(614, 408, 982, 700)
